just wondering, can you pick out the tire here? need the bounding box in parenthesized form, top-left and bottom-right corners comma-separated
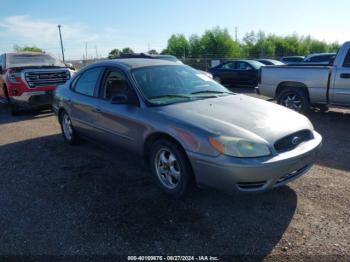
(149, 139, 194, 198)
(60, 111, 79, 145)
(277, 87, 310, 114)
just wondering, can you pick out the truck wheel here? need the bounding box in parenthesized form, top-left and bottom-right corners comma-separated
(149, 139, 194, 198)
(60, 111, 79, 145)
(277, 87, 310, 114)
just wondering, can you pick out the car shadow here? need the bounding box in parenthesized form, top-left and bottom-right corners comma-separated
(0, 134, 297, 256)
(307, 110, 350, 172)
(0, 104, 54, 124)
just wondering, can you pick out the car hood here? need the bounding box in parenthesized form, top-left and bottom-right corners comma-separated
(154, 94, 314, 145)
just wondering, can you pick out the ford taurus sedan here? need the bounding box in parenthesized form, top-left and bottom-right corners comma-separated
(53, 59, 322, 198)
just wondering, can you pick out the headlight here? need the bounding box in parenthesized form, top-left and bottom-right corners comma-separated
(209, 136, 271, 158)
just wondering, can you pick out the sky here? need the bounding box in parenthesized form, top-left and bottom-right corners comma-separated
(0, 0, 349, 60)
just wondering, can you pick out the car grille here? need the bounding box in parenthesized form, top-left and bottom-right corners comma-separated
(237, 181, 267, 191)
(274, 130, 313, 153)
(275, 164, 311, 186)
(24, 70, 70, 88)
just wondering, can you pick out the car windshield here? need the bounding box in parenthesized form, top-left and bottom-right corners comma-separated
(132, 65, 232, 105)
(7, 53, 65, 68)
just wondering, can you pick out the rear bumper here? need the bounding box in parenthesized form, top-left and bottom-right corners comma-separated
(255, 86, 261, 95)
(188, 131, 322, 193)
(9, 90, 54, 109)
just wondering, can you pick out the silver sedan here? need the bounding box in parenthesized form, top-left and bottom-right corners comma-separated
(53, 59, 322, 198)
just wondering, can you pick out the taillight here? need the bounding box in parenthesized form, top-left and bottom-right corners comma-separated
(258, 68, 262, 84)
(7, 69, 20, 84)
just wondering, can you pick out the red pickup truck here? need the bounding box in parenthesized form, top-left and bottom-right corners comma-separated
(0, 52, 73, 115)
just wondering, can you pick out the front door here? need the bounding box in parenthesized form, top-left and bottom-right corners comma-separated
(94, 68, 146, 153)
(331, 50, 350, 106)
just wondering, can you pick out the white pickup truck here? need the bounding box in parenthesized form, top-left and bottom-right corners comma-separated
(257, 42, 350, 113)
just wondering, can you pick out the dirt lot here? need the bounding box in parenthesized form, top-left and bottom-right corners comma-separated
(0, 90, 349, 260)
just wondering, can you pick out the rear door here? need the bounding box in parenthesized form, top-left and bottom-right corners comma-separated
(69, 67, 104, 138)
(331, 50, 350, 106)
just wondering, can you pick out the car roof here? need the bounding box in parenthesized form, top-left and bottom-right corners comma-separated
(281, 56, 305, 59)
(222, 59, 257, 63)
(305, 53, 336, 58)
(85, 58, 179, 70)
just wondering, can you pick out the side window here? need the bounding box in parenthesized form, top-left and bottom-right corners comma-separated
(237, 62, 252, 70)
(221, 62, 235, 70)
(73, 67, 103, 96)
(0, 55, 3, 68)
(102, 70, 133, 100)
(343, 51, 350, 67)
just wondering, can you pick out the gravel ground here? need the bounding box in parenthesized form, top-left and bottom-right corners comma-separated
(0, 90, 349, 260)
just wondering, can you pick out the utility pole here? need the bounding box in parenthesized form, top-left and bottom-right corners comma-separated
(147, 42, 150, 52)
(235, 27, 238, 42)
(57, 25, 65, 62)
(95, 46, 98, 59)
(85, 42, 88, 61)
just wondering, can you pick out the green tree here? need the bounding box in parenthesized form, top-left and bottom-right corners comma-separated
(108, 49, 121, 59)
(188, 34, 204, 58)
(200, 27, 240, 58)
(148, 49, 158, 55)
(165, 34, 190, 58)
(14, 45, 43, 52)
(121, 47, 134, 54)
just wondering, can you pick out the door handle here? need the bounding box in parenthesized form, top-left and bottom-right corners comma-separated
(340, 73, 350, 79)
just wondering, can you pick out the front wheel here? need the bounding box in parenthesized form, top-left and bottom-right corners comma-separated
(149, 139, 194, 198)
(60, 111, 79, 145)
(277, 87, 310, 114)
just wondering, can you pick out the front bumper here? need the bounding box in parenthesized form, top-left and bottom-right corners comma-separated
(188, 131, 322, 193)
(9, 91, 54, 109)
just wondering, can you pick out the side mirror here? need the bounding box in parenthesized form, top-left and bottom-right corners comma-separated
(111, 94, 130, 105)
(329, 57, 335, 66)
(65, 63, 76, 71)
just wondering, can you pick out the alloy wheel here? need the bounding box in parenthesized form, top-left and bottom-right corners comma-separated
(62, 114, 73, 141)
(281, 93, 303, 112)
(154, 148, 181, 190)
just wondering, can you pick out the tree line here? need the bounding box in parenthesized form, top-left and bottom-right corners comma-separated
(160, 27, 340, 59)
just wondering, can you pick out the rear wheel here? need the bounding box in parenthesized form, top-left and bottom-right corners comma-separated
(277, 87, 310, 114)
(149, 139, 194, 198)
(60, 111, 79, 145)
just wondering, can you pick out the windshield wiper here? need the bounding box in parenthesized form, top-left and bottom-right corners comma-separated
(191, 90, 233, 95)
(149, 94, 192, 99)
